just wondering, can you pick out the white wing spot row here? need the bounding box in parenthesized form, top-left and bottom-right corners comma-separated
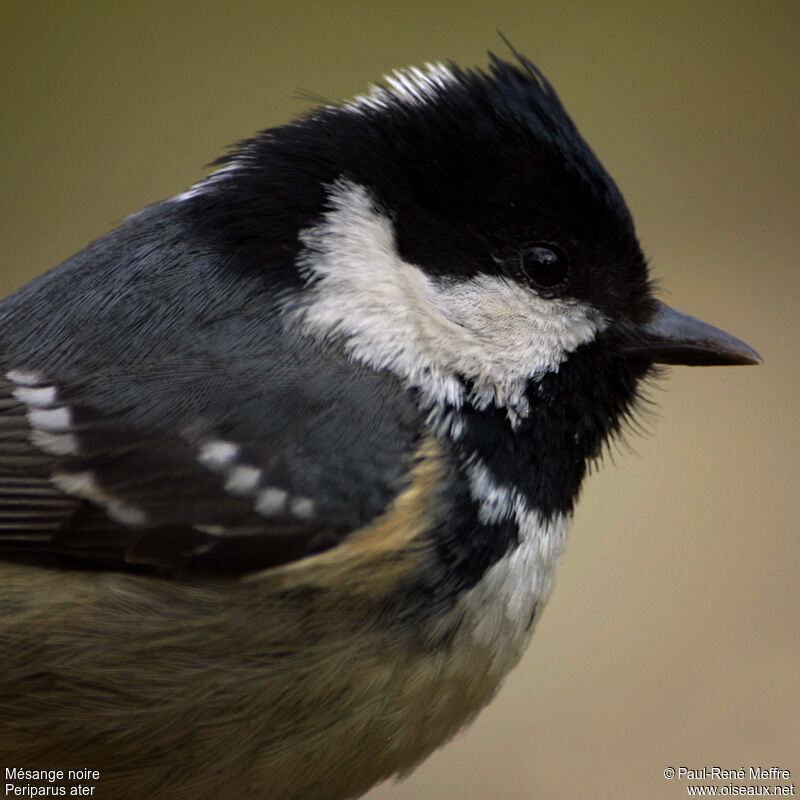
(198, 440, 315, 521)
(6, 370, 148, 525)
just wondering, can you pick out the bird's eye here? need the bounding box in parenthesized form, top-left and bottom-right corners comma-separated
(519, 244, 570, 290)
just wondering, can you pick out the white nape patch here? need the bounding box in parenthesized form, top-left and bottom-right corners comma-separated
(173, 162, 240, 204)
(293, 180, 605, 429)
(428, 458, 570, 677)
(224, 465, 262, 495)
(256, 487, 288, 516)
(349, 62, 457, 112)
(12, 385, 57, 407)
(198, 440, 240, 470)
(5, 370, 44, 387)
(52, 471, 147, 527)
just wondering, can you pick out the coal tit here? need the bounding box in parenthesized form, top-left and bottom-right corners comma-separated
(0, 51, 760, 800)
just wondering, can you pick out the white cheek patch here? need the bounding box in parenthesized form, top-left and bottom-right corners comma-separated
(293, 180, 605, 422)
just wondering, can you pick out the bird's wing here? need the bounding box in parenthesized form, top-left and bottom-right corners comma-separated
(0, 346, 421, 576)
(0, 205, 424, 576)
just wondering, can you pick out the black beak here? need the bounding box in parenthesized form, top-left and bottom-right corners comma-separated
(623, 301, 762, 366)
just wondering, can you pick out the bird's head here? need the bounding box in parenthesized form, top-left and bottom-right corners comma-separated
(185, 51, 760, 459)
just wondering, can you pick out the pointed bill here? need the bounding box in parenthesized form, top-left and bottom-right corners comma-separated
(624, 301, 762, 366)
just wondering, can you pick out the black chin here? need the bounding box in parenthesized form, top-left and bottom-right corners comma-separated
(454, 338, 651, 519)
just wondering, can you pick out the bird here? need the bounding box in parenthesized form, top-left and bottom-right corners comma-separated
(0, 50, 760, 800)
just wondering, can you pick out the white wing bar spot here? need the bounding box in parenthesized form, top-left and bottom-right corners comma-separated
(52, 471, 147, 527)
(197, 440, 316, 521)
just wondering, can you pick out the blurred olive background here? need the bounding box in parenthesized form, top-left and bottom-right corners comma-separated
(1, 2, 797, 799)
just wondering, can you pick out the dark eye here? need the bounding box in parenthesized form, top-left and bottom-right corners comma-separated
(519, 243, 570, 290)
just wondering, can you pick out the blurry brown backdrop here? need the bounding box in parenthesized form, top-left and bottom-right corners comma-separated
(1, 3, 797, 799)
